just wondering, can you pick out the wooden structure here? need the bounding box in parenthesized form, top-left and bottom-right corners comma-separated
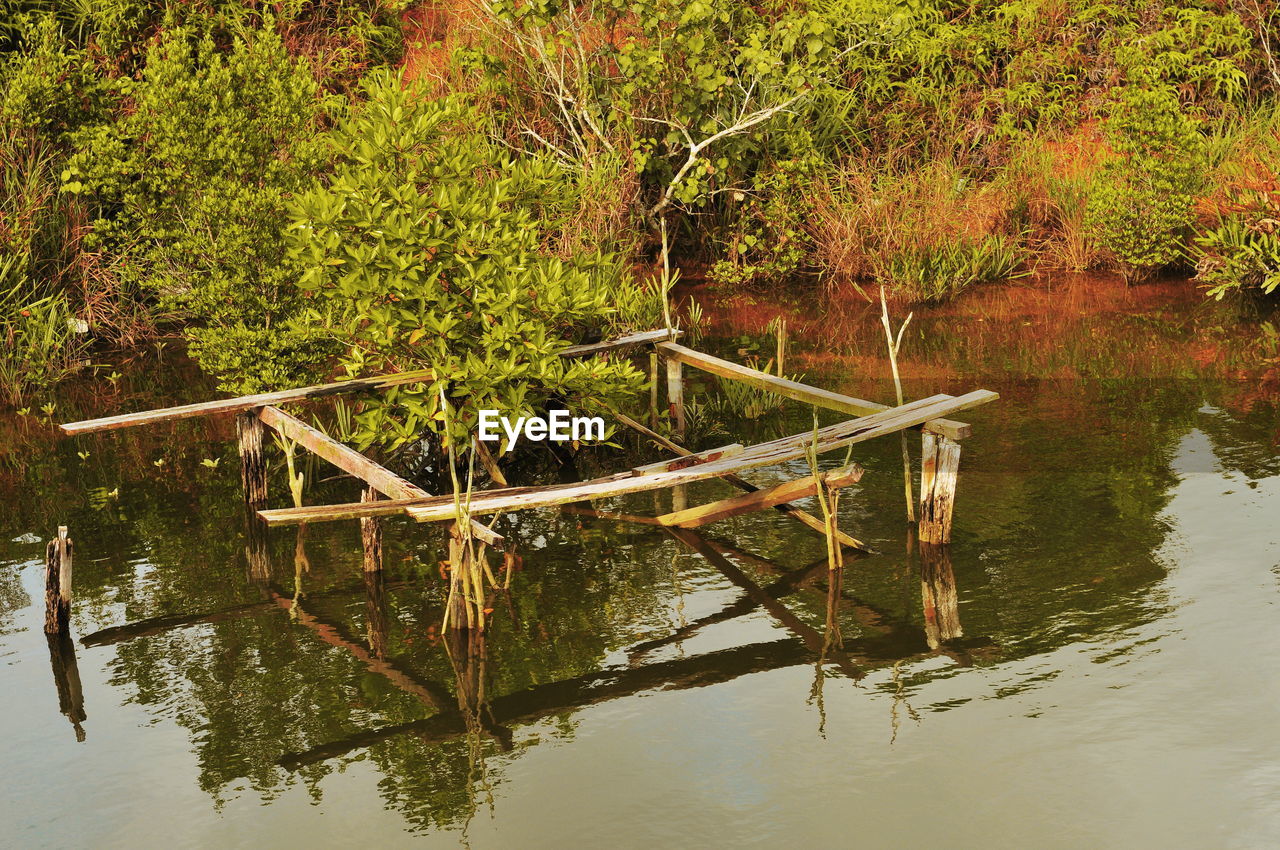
(60, 328, 996, 630)
(44, 526, 73, 635)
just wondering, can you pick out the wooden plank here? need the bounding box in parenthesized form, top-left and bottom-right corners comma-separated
(657, 464, 863, 529)
(655, 341, 971, 441)
(258, 406, 425, 501)
(614, 412, 868, 551)
(398, 391, 994, 523)
(258, 390, 995, 526)
(630, 443, 743, 476)
(257, 391, 998, 524)
(60, 368, 437, 435)
(258, 391, 992, 526)
(256, 405, 503, 546)
(559, 328, 679, 357)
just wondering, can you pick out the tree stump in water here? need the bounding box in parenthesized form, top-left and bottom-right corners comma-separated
(919, 430, 962, 544)
(360, 487, 383, 574)
(236, 409, 268, 511)
(44, 526, 72, 635)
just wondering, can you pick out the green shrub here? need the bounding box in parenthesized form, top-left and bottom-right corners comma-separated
(63, 19, 336, 387)
(709, 158, 815, 288)
(1196, 150, 1280, 299)
(884, 233, 1024, 302)
(1085, 85, 1206, 282)
(0, 259, 86, 406)
(288, 72, 656, 456)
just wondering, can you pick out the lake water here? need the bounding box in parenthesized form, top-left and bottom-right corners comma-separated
(2, 276, 1278, 848)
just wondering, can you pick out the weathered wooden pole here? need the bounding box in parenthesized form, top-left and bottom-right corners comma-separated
(665, 356, 686, 439)
(236, 408, 269, 511)
(649, 351, 661, 429)
(360, 487, 383, 574)
(919, 429, 962, 544)
(445, 525, 477, 631)
(919, 542, 962, 650)
(44, 526, 72, 634)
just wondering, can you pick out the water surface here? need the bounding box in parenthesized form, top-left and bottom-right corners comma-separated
(2, 276, 1278, 847)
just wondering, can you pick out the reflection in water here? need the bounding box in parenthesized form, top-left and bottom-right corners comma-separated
(919, 543, 962, 651)
(46, 630, 87, 742)
(3, 276, 1278, 843)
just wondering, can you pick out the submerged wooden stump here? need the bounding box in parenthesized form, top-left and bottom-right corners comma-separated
(919, 430, 962, 544)
(360, 487, 383, 574)
(44, 526, 72, 635)
(665, 356, 686, 439)
(237, 408, 269, 512)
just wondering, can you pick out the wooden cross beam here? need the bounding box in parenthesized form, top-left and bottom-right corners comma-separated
(256, 390, 997, 526)
(654, 341, 972, 441)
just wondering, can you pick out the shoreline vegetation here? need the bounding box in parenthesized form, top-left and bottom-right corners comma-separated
(2, 1, 1279, 433)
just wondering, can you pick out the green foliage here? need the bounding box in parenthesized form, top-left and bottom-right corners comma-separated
(1196, 148, 1280, 299)
(288, 72, 656, 455)
(1085, 85, 1207, 281)
(63, 19, 336, 385)
(184, 324, 340, 395)
(0, 259, 86, 406)
(884, 233, 1024, 302)
(709, 158, 815, 288)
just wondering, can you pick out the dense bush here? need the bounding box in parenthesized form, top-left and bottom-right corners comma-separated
(288, 73, 658, 456)
(63, 20, 337, 390)
(1085, 85, 1206, 282)
(1197, 142, 1280, 299)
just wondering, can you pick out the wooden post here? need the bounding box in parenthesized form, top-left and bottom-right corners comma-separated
(360, 487, 383, 573)
(919, 543, 962, 650)
(919, 430, 962, 544)
(44, 526, 72, 634)
(649, 351, 660, 429)
(445, 525, 478, 631)
(665, 356, 686, 439)
(237, 408, 268, 511)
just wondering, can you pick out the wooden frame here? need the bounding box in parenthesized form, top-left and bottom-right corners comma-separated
(59, 329, 997, 603)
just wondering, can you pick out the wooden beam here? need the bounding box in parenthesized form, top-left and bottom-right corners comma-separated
(60, 368, 436, 435)
(614, 413, 868, 551)
(237, 410, 269, 512)
(665, 355, 686, 438)
(398, 391, 992, 523)
(657, 464, 864, 528)
(559, 328, 679, 357)
(60, 329, 675, 437)
(655, 341, 971, 441)
(630, 443, 743, 476)
(44, 527, 72, 635)
(258, 406, 424, 501)
(256, 405, 503, 546)
(256, 390, 995, 525)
